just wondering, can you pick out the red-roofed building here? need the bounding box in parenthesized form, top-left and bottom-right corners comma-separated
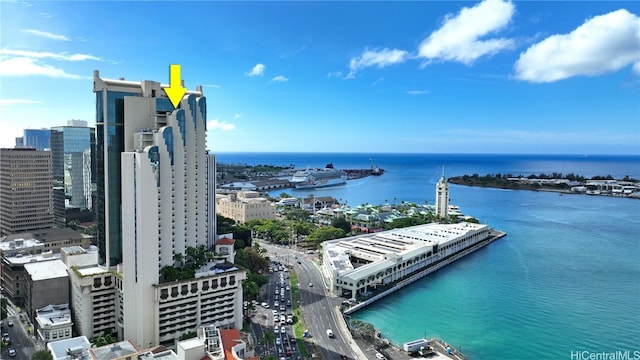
(215, 236, 236, 263)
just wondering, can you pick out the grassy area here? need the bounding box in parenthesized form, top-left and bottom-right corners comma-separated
(289, 271, 312, 358)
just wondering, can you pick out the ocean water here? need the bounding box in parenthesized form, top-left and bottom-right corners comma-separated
(215, 153, 640, 359)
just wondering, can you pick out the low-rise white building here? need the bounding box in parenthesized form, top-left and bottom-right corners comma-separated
(62, 246, 118, 340)
(36, 304, 73, 343)
(216, 191, 276, 224)
(322, 222, 491, 298)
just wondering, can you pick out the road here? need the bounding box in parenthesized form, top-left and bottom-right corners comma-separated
(1, 306, 39, 360)
(256, 241, 359, 360)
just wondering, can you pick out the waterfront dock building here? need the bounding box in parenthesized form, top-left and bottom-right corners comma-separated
(322, 222, 491, 298)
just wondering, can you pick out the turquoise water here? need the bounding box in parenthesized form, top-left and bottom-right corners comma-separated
(352, 188, 640, 359)
(216, 153, 640, 359)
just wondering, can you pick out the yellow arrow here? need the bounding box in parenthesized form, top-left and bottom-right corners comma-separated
(164, 64, 187, 108)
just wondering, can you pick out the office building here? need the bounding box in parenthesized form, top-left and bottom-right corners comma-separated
(0, 148, 54, 236)
(50, 121, 96, 226)
(61, 246, 118, 339)
(208, 153, 217, 248)
(93, 71, 205, 268)
(23, 259, 70, 323)
(215, 191, 276, 224)
(23, 128, 51, 150)
(35, 304, 73, 343)
(94, 71, 244, 348)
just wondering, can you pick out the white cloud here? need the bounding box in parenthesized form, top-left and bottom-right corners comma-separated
(22, 29, 70, 41)
(347, 48, 410, 78)
(418, 0, 515, 65)
(245, 63, 265, 77)
(0, 120, 23, 148)
(0, 49, 102, 61)
(207, 119, 236, 131)
(0, 48, 104, 79)
(0, 99, 42, 106)
(514, 9, 640, 83)
(405, 90, 430, 95)
(327, 71, 343, 78)
(270, 75, 289, 83)
(0, 57, 86, 79)
(233, 113, 243, 120)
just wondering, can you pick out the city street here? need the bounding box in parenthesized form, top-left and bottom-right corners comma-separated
(255, 241, 358, 360)
(2, 301, 39, 360)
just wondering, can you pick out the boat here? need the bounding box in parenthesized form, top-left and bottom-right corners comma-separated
(290, 163, 347, 189)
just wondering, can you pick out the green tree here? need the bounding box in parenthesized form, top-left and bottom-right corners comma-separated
(285, 209, 310, 221)
(307, 226, 345, 243)
(331, 217, 351, 234)
(242, 280, 260, 300)
(1, 298, 8, 320)
(67, 219, 81, 230)
(31, 350, 54, 360)
(91, 331, 116, 347)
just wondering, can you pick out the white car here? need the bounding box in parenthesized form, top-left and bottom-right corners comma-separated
(276, 338, 282, 345)
(274, 325, 279, 332)
(280, 326, 286, 334)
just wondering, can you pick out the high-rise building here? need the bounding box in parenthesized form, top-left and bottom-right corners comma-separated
(207, 153, 217, 248)
(50, 122, 96, 226)
(23, 129, 51, 151)
(94, 71, 244, 348)
(435, 171, 449, 219)
(0, 148, 54, 235)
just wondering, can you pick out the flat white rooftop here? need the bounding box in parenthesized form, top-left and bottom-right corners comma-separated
(24, 259, 69, 281)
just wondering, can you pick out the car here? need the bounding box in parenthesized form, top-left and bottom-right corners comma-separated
(280, 326, 286, 334)
(286, 347, 292, 357)
(285, 285, 291, 291)
(286, 299, 291, 306)
(280, 305, 285, 311)
(276, 338, 282, 345)
(8, 348, 16, 357)
(7, 320, 13, 327)
(308, 283, 313, 287)
(262, 302, 269, 308)
(326, 329, 334, 338)
(374, 353, 387, 360)
(274, 301, 280, 307)
(274, 325, 279, 332)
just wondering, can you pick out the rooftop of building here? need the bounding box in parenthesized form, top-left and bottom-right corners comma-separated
(220, 328, 242, 360)
(88, 340, 139, 360)
(215, 237, 235, 246)
(47, 336, 92, 360)
(24, 259, 69, 281)
(0, 237, 44, 252)
(4, 251, 60, 266)
(36, 304, 72, 327)
(324, 222, 489, 278)
(194, 260, 241, 279)
(1, 227, 92, 243)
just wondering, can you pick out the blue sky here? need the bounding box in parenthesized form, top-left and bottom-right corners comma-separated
(1, 1, 639, 154)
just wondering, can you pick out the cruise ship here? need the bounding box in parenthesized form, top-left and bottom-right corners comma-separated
(290, 164, 347, 189)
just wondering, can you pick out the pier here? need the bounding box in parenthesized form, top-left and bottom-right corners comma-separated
(344, 229, 506, 316)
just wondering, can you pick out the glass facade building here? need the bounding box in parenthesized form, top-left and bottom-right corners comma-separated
(23, 129, 51, 150)
(50, 125, 96, 226)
